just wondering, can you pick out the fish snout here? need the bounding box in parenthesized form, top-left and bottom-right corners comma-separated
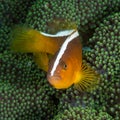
(47, 74, 61, 86)
(47, 74, 61, 81)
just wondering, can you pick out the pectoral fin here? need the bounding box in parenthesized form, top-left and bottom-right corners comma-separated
(74, 61, 100, 92)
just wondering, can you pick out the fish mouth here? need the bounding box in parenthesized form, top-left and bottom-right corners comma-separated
(47, 74, 70, 89)
(47, 74, 61, 81)
(47, 74, 62, 86)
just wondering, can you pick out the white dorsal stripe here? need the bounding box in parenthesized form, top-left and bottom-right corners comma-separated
(50, 30, 79, 76)
(40, 29, 75, 37)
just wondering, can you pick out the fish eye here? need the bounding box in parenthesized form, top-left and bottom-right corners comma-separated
(63, 63, 67, 70)
(60, 61, 67, 70)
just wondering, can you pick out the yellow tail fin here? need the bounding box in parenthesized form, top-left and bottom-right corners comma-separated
(74, 61, 100, 92)
(10, 26, 63, 54)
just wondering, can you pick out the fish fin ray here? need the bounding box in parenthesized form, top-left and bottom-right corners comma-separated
(74, 61, 100, 92)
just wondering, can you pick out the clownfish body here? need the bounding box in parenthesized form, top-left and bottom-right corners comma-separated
(11, 26, 74, 71)
(47, 30, 99, 91)
(11, 25, 99, 91)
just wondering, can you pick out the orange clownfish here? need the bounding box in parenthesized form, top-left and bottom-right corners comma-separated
(47, 30, 99, 91)
(11, 26, 99, 91)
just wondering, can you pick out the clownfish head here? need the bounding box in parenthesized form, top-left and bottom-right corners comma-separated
(47, 57, 76, 89)
(47, 30, 81, 89)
